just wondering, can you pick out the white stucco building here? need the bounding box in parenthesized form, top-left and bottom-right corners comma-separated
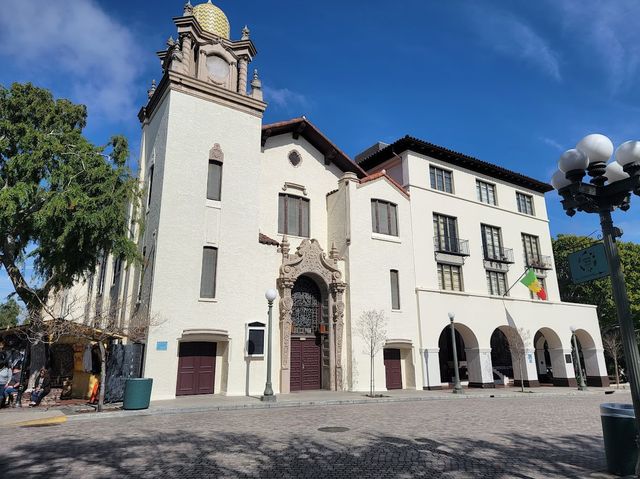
(71, 2, 609, 400)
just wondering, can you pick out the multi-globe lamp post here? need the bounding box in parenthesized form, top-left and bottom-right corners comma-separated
(262, 288, 278, 402)
(551, 133, 640, 464)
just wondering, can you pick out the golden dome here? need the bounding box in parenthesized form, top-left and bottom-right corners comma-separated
(192, 1, 230, 39)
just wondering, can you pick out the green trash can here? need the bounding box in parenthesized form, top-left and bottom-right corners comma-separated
(123, 378, 153, 410)
(600, 403, 638, 476)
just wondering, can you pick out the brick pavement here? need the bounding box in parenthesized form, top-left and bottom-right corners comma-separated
(0, 392, 628, 478)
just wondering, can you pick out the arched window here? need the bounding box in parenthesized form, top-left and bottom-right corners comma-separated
(207, 143, 224, 201)
(291, 276, 321, 335)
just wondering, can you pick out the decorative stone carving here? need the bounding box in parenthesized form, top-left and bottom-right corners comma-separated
(278, 239, 346, 392)
(183, 1, 193, 16)
(209, 143, 224, 162)
(241, 25, 250, 40)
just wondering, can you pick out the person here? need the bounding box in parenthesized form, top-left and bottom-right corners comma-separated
(0, 363, 11, 408)
(3, 367, 22, 407)
(29, 368, 51, 407)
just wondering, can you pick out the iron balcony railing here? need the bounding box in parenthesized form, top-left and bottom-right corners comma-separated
(433, 235, 470, 256)
(483, 246, 515, 263)
(525, 253, 553, 270)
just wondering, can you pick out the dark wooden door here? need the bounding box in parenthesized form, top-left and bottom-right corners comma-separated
(290, 338, 321, 391)
(384, 348, 403, 390)
(176, 342, 216, 396)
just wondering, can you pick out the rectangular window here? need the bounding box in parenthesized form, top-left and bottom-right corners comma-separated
(476, 180, 497, 205)
(481, 224, 503, 261)
(516, 192, 534, 215)
(97, 252, 107, 296)
(430, 165, 453, 193)
(437, 263, 463, 291)
(207, 160, 222, 201)
(486, 270, 508, 296)
(522, 233, 541, 265)
(390, 270, 400, 310)
(433, 213, 459, 253)
(278, 194, 310, 237)
(371, 199, 398, 236)
(199, 246, 218, 298)
(147, 164, 154, 208)
(111, 257, 122, 286)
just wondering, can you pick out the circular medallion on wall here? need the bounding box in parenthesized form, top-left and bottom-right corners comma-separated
(288, 150, 302, 167)
(206, 55, 230, 84)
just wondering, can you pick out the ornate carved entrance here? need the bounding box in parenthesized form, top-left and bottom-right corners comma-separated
(278, 238, 346, 394)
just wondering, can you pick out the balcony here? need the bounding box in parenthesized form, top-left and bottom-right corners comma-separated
(525, 254, 553, 270)
(483, 246, 515, 264)
(433, 235, 470, 256)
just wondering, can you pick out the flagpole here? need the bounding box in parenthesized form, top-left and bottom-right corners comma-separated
(503, 267, 530, 297)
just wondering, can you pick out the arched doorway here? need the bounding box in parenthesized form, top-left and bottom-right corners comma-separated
(534, 327, 576, 386)
(534, 332, 553, 384)
(438, 323, 480, 387)
(490, 328, 513, 386)
(290, 275, 326, 391)
(573, 329, 609, 387)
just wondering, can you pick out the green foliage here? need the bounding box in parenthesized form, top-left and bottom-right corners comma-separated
(553, 234, 640, 330)
(0, 298, 20, 328)
(0, 83, 139, 310)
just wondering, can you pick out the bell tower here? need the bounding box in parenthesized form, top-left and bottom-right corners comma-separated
(155, 1, 262, 99)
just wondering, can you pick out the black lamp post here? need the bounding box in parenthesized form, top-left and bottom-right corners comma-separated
(261, 288, 277, 402)
(448, 312, 464, 394)
(552, 134, 640, 474)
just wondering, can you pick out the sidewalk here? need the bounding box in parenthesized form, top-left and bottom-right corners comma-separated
(0, 384, 629, 428)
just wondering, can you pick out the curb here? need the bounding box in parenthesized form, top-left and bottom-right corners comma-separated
(4, 415, 67, 428)
(64, 388, 627, 423)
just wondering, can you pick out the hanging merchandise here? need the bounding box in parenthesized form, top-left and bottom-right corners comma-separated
(83, 344, 92, 372)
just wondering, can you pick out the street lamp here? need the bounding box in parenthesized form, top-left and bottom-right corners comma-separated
(448, 312, 464, 394)
(261, 288, 278, 402)
(553, 133, 640, 468)
(570, 326, 587, 391)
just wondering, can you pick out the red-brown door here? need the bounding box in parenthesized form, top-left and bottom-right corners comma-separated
(176, 342, 216, 396)
(384, 348, 403, 390)
(290, 338, 321, 391)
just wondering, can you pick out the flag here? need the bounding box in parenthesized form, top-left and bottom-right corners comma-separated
(520, 268, 547, 300)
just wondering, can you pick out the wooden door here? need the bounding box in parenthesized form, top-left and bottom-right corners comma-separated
(290, 338, 321, 391)
(176, 342, 216, 396)
(384, 348, 403, 390)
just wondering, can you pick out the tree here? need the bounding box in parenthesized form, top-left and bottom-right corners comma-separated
(503, 327, 531, 393)
(0, 298, 20, 328)
(552, 234, 640, 331)
(357, 309, 387, 398)
(19, 293, 161, 412)
(602, 329, 623, 388)
(0, 83, 139, 373)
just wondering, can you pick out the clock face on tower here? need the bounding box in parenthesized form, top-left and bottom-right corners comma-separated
(206, 55, 229, 83)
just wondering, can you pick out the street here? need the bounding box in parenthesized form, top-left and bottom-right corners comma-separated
(0, 392, 624, 478)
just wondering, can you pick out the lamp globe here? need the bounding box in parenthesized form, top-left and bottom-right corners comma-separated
(551, 170, 572, 190)
(576, 134, 614, 164)
(615, 140, 640, 167)
(558, 149, 588, 173)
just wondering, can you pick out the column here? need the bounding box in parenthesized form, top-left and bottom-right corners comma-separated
(513, 349, 541, 387)
(278, 279, 294, 394)
(466, 348, 495, 388)
(238, 57, 248, 94)
(422, 348, 442, 390)
(583, 348, 610, 387)
(548, 348, 577, 387)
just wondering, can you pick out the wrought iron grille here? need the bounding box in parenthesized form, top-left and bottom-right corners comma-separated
(291, 276, 321, 335)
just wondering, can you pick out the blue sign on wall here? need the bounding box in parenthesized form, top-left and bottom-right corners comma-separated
(569, 243, 609, 284)
(156, 341, 168, 351)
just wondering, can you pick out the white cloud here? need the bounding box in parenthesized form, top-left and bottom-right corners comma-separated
(553, 1, 640, 94)
(263, 84, 310, 111)
(0, 0, 144, 122)
(539, 136, 565, 152)
(468, 8, 561, 81)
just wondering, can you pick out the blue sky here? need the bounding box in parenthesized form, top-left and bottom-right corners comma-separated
(1, 0, 639, 301)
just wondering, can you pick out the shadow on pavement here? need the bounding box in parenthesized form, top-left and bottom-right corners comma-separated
(0, 427, 606, 478)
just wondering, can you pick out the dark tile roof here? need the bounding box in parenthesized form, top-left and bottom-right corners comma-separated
(258, 232, 279, 246)
(357, 135, 553, 193)
(262, 117, 366, 178)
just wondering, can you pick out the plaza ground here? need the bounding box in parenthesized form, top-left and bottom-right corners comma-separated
(0, 389, 628, 478)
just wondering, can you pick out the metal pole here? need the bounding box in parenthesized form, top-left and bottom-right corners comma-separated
(571, 331, 587, 391)
(600, 209, 640, 474)
(261, 298, 276, 402)
(450, 317, 463, 394)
